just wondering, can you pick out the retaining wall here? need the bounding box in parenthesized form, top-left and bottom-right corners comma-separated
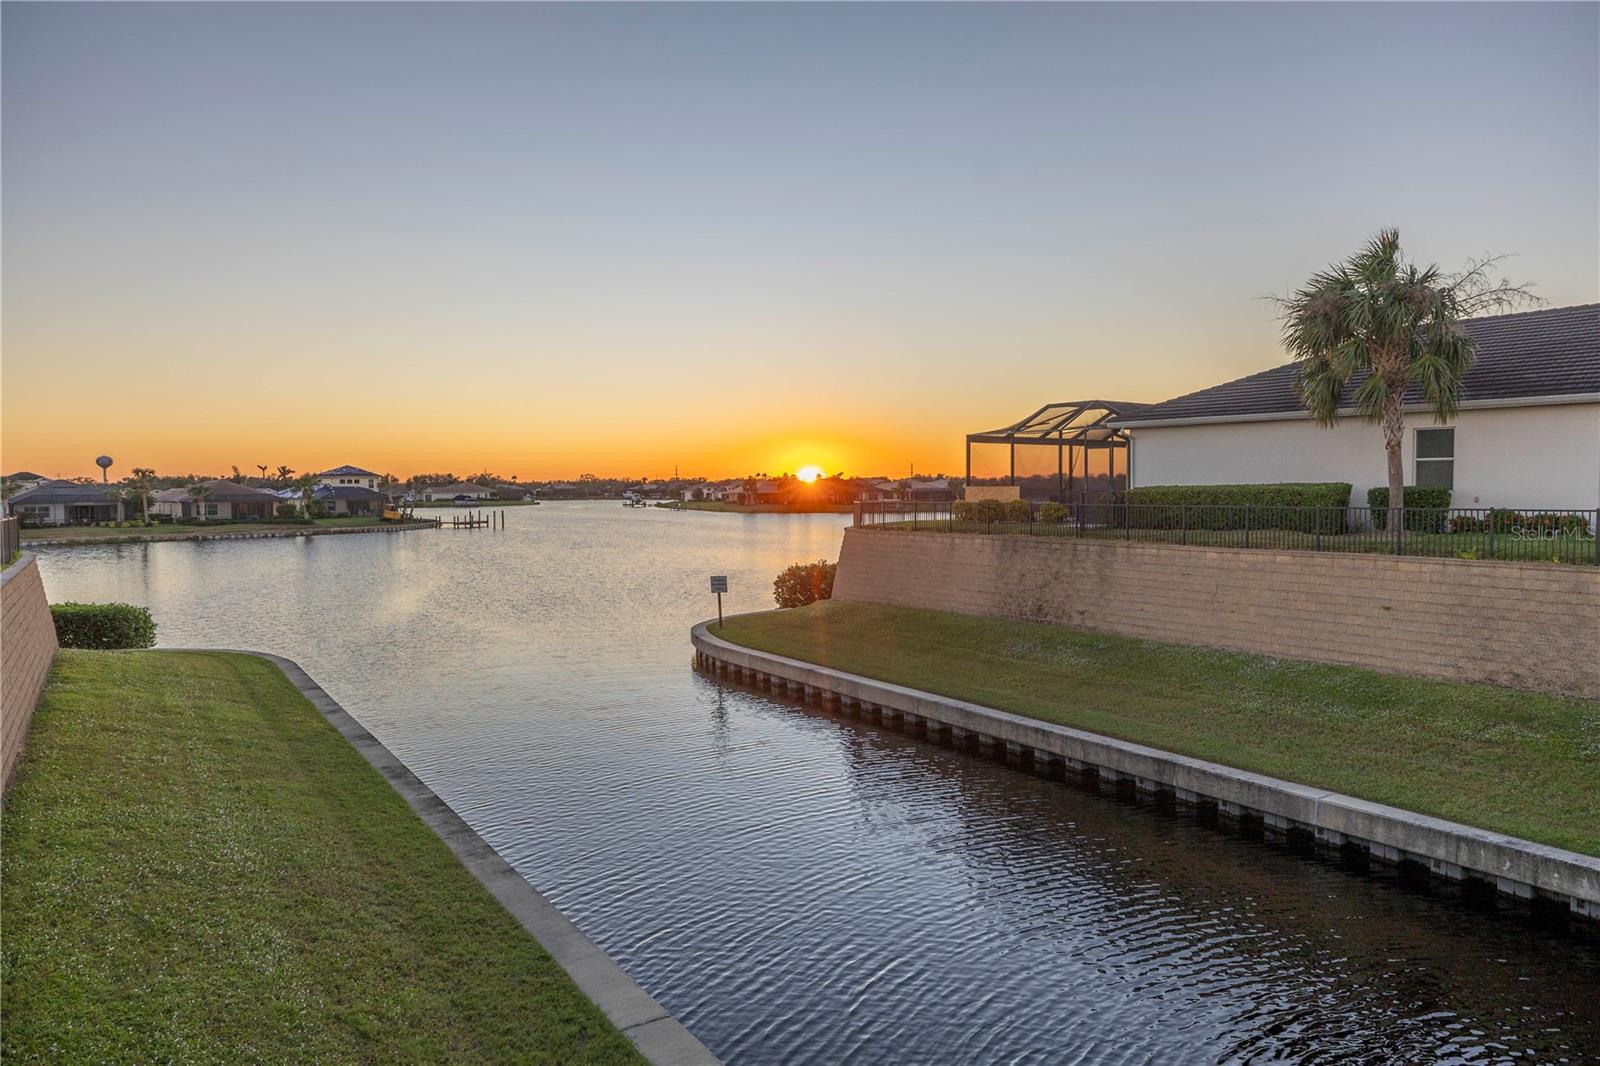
(833, 528, 1600, 698)
(2, 554, 58, 795)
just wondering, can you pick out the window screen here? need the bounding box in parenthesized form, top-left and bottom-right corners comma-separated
(1415, 428, 1454, 489)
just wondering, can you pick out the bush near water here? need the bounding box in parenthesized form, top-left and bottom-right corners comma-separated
(50, 602, 157, 649)
(774, 560, 837, 609)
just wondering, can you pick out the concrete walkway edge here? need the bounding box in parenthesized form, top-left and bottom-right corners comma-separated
(232, 650, 720, 1066)
(692, 618, 1600, 920)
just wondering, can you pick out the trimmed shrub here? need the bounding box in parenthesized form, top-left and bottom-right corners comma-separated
(1036, 501, 1070, 524)
(1452, 510, 1594, 537)
(1127, 483, 1351, 508)
(951, 501, 975, 522)
(1367, 487, 1451, 531)
(1124, 483, 1351, 532)
(275, 502, 301, 519)
(1003, 499, 1032, 523)
(51, 602, 156, 649)
(969, 499, 1007, 523)
(773, 560, 837, 609)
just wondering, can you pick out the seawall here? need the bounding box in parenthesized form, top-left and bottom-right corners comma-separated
(246, 651, 720, 1065)
(691, 620, 1600, 922)
(25, 519, 440, 549)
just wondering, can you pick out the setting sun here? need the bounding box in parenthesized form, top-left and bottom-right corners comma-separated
(795, 465, 824, 483)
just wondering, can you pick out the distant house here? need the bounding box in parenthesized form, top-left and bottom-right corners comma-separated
(153, 480, 281, 520)
(3, 471, 48, 495)
(315, 465, 381, 491)
(863, 477, 957, 503)
(6, 479, 119, 525)
(1109, 303, 1600, 509)
(313, 485, 388, 516)
(421, 481, 495, 502)
(540, 482, 588, 499)
(494, 484, 535, 501)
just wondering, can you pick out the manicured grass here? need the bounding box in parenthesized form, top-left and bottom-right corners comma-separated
(718, 601, 1600, 855)
(21, 517, 394, 543)
(1, 651, 643, 1064)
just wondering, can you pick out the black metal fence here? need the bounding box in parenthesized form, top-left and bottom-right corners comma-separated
(853, 499, 1600, 565)
(2, 515, 20, 565)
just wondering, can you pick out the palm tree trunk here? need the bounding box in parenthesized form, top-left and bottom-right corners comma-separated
(1382, 389, 1405, 534)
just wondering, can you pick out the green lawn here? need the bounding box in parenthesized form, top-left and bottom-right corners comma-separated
(1, 651, 642, 1064)
(717, 602, 1600, 855)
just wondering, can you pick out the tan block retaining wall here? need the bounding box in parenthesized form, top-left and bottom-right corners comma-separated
(2, 554, 58, 794)
(833, 528, 1600, 698)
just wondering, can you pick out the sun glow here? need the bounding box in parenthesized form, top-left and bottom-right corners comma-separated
(796, 464, 824, 483)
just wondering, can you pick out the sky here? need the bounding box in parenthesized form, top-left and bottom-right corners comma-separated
(3, 2, 1596, 481)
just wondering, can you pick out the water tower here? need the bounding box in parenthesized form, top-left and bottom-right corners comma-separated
(95, 455, 114, 483)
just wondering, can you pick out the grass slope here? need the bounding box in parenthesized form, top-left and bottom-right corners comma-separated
(1, 651, 643, 1064)
(718, 601, 1600, 855)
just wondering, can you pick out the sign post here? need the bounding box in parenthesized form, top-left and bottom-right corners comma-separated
(709, 575, 728, 628)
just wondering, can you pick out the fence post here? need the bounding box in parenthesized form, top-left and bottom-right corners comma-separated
(1123, 502, 1130, 540)
(1243, 506, 1250, 550)
(1180, 504, 1187, 546)
(1315, 507, 1322, 553)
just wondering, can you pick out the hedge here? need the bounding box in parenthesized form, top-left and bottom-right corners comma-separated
(1367, 487, 1451, 531)
(50, 602, 157, 649)
(1122, 483, 1351, 531)
(1126, 483, 1352, 508)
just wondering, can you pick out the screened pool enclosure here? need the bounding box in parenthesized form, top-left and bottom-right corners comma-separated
(964, 400, 1143, 501)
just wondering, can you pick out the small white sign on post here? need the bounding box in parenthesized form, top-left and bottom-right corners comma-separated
(709, 575, 728, 627)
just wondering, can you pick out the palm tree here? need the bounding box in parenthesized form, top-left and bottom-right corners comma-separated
(129, 467, 157, 522)
(275, 465, 295, 486)
(292, 473, 320, 517)
(1277, 229, 1536, 529)
(186, 483, 213, 522)
(256, 464, 269, 482)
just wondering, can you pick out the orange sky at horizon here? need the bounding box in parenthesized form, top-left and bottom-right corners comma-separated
(6, 4, 1595, 483)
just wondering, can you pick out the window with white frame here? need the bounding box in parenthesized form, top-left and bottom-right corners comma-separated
(1415, 428, 1454, 489)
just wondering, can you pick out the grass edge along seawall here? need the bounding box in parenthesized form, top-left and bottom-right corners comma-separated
(708, 601, 1599, 858)
(1, 649, 717, 1065)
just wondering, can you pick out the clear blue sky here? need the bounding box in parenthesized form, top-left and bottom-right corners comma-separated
(4, 2, 1596, 477)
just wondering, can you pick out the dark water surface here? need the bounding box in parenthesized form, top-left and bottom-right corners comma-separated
(35, 503, 1599, 1064)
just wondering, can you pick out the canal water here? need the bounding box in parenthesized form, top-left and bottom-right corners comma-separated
(34, 503, 1600, 1063)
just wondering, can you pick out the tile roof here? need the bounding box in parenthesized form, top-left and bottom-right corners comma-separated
(1115, 303, 1599, 425)
(316, 464, 379, 477)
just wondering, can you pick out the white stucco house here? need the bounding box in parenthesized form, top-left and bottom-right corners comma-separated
(1111, 304, 1600, 510)
(420, 481, 495, 502)
(315, 464, 381, 491)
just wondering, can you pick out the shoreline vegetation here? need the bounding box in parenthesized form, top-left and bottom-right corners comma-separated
(21, 516, 431, 546)
(716, 601, 1600, 856)
(656, 500, 855, 514)
(0, 650, 644, 1064)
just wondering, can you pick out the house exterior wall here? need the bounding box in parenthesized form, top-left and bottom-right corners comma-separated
(833, 527, 1600, 698)
(1127, 402, 1600, 510)
(2, 554, 58, 797)
(319, 473, 378, 490)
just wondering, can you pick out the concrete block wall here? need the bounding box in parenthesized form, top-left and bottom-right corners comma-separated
(2, 554, 58, 794)
(833, 529, 1600, 699)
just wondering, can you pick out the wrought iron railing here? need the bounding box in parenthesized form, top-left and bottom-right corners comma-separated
(853, 499, 1600, 565)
